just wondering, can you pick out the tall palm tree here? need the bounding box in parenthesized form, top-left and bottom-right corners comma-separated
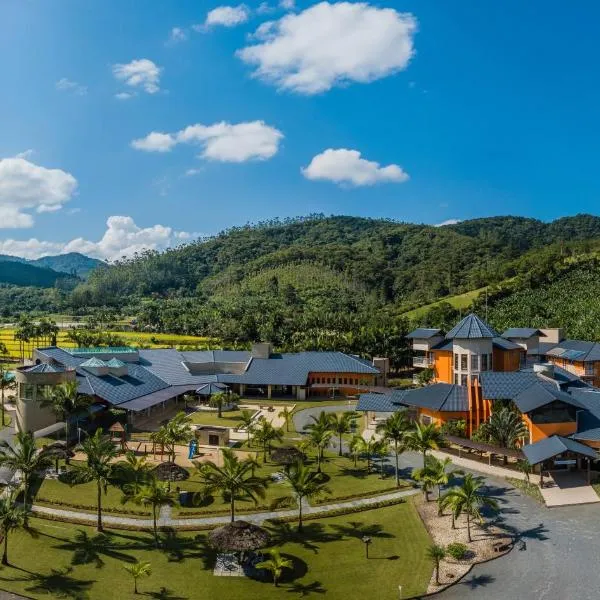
(195, 448, 268, 522)
(427, 456, 463, 500)
(0, 363, 13, 428)
(438, 491, 461, 529)
(238, 409, 256, 445)
(442, 473, 499, 542)
(477, 407, 528, 464)
(40, 380, 92, 450)
(273, 460, 330, 532)
(74, 428, 119, 532)
(0, 431, 56, 505)
(412, 462, 436, 501)
(349, 434, 366, 468)
(253, 418, 284, 461)
(123, 561, 152, 595)
(371, 439, 389, 478)
(329, 412, 356, 456)
(302, 426, 332, 473)
(114, 451, 153, 498)
(377, 410, 410, 486)
(427, 544, 446, 586)
(405, 422, 444, 466)
(278, 406, 293, 433)
(0, 491, 28, 566)
(132, 480, 175, 546)
(256, 548, 293, 587)
(150, 412, 193, 462)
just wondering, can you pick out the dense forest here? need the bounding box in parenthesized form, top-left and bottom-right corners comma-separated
(2, 213, 600, 360)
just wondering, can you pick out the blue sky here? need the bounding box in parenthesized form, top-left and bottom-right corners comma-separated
(0, 0, 599, 259)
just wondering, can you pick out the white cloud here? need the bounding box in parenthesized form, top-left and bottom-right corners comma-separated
(435, 219, 461, 227)
(302, 148, 409, 186)
(237, 1, 416, 94)
(0, 157, 77, 227)
(15, 150, 34, 160)
(257, 2, 274, 14)
(0, 216, 196, 261)
(113, 59, 161, 94)
(55, 78, 88, 96)
(132, 120, 283, 163)
(168, 27, 188, 43)
(204, 4, 250, 28)
(185, 168, 202, 176)
(280, 0, 295, 9)
(131, 132, 177, 153)
(115, 92, 135, 100)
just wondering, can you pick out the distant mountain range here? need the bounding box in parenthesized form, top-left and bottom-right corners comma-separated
(0, 252, 104, 280)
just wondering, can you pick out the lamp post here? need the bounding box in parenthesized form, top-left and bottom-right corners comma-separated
(362, 535, 372, 559)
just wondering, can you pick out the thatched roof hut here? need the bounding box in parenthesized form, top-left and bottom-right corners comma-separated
(152, 461, 190, 482)
(271, 446, 306, 466)
(209, 520, 270, 552)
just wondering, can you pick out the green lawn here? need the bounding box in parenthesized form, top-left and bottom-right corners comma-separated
(188, 409, 246, 427)
(0, 505, 432, 599)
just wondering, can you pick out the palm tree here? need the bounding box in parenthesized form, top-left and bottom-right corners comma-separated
(438, 490, 461, 528)
(329, 412, 356, 456)
(427, 456, 463, 500)
(477, 407, 528, 464)
(238, 409, 256, 445)
(132, 480, 175, 546)
(349, 434, 366, 468)
(0, 431, 56, 505)
(150, 412, 193, 462)
(40, 380, 92, 450)
(195, 448, 268, 522)
(0, 491, 28, 566)
(253, 418, 284, 461)
(278, 406, 293, 433)
(412, 462, 436, 501)
(273, 460, 330, 532)
(74, 428, 119, 532)
(123, 561, 151, 595)
(377, 410, 410, 486)
(256, 548, 293, 587)
(427, 544, 446, 586)
(442, 473, 499, 542)
(405, 422, 444, 466)
(209, 392, 238, 418)
(371, 439, 389, 478)
(0, 363, 13, 428)
(115, 451, 153, 498)
(516, 459, 532, 484)
(303, 426, 332, 473)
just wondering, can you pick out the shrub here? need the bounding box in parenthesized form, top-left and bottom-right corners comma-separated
(446, 542, 468, 560)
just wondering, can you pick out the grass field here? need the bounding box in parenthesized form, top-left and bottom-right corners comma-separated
(400, 287, 486, 321)
(0, 505, 432, 599)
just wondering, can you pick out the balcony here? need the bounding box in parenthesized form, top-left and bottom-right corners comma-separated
(413, 356, 434, 368)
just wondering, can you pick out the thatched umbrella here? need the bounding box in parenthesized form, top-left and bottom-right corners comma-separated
(152, 461, 190, 482)
(271, 446, 306, 466)
(209, 520, 270, 552)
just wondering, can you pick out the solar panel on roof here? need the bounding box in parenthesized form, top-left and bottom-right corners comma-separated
(546, 347, 565, 356)
(562, 349, 587, 360)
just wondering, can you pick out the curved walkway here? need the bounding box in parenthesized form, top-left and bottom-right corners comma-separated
(30, 486, 419, 528)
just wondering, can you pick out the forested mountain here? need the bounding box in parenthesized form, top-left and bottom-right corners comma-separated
(0, 252, 103, 278)
(0, 260, 78, 288)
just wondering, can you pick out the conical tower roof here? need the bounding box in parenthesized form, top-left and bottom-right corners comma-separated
(445, 314, 498, 339)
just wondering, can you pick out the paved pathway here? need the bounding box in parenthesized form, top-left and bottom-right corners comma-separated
(540, 471, 599, 507)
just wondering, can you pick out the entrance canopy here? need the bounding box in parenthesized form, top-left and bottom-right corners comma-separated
(196, 382, 229, 396)
(522, 435, 598, 465)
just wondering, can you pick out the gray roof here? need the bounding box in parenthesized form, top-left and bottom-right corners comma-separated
(445, 314, 498, 339)
(540, 339, 600, 363)
(492, 337, 522, 351)
(479, 371, 559, 400)
(402, 383, 469, 412)
(196, 382, 230, 395)
(21, 363, 67, 374)
(522, 435, 597, 465)
(431, 339, 454, 351)
(356, 393, 397, 412)
(512, 383, 584, 414)
(407, 328, 442, 339)
(502, 328, 544, 339)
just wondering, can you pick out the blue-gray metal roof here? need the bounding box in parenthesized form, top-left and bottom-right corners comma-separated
(356, 393, 397, 412)
(512, 383, 585, 413)
(407, 328, 442, 339)
(502, 328, 543, 339)
(402, 383, 468, 412)
(479, 371, 560, 400)
(522, 435, 597, 465)
(445, 314, 498, 339)
(540, 339, 600, 363)
(196, 382, 229, 395)
(431, 339, 453, 351)
(492, 337, 522, 351)
(21, 363, 67, 374)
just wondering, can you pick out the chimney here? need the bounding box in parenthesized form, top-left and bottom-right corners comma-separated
(251, 342, 272, 359)
(372, 357, 390, 386)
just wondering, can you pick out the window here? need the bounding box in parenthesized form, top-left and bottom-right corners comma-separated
(327, 378, 331, 384)
(471, 354, 479, 371)
(461, 354, 468, 370)
(343, 378, 348, 385)
(461, 374, 468, 386)
(454, 373, 459, 385)
(454, 353, 458, 370)
(481, 354, 488, 371)
(585, 363, 595, 376)
(22, 384, 35, 400)
(488, 353, 493, 370)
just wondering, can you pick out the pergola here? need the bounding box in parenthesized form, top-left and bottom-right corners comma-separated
(444, 435, 524, 465)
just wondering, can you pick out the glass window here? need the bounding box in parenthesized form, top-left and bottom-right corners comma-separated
(472, 354, 479, 371)
(461, 374, 468, 386)
(454, 373, 459, 385)
(461, 354, 468, 370)
(454, 353, 459, 370)
(481, 354, 488, 371)
(489, 354, 493, 370)
(23, 384, 35, 400)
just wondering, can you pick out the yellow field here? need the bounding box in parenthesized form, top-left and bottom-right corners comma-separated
(0, 328, 215, 360)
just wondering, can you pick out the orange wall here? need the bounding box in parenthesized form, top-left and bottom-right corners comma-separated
(492, 348, 522, 372)
(418, 408, 468, 427)
(546, 357, 600, 387)
(522, 414, 577, 443)
(432, 350, 453, 383)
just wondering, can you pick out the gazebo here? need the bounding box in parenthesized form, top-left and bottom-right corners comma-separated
(209, 520, 270, 553)
(196, 382, 230, 397)
(271, 446, 306, 466)
(109, 421, 127, 451)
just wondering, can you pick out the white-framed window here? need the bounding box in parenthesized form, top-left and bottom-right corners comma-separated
(481, 354, 489, 371)
(461, 374, 468, 386)
(472, 354, 479, 371)
(461, 354, 468, 370)
(454, 353, 459, 371)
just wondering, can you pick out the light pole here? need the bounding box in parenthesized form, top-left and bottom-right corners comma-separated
(362, 535, 372, 559)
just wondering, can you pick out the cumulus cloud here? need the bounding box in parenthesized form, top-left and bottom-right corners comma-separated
(15, 150, 34, 160)
(435, 219, 461, 227)
(0, 157, 77, 228)
(237, 1, 416, 94)
(113, 59, 161, 94)
(302, 148, 409, 186)
(0, 216, 197, 261)
(55, 78, 88, 96)
(201, 4, 250, 29)
(280, 0, 295, 9)
(132, 120, 283, 163)
(168, 27, 188, 44)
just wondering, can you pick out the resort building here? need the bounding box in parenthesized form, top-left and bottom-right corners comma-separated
(359, 313, 600, 468)
(15, 343, 382, 433)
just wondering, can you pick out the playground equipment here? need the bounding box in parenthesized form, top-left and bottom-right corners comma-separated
(188, 439, 198, 459)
